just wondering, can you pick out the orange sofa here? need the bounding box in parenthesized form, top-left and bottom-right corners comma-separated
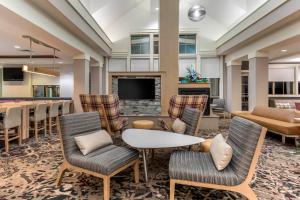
(233, 106, 300, 144)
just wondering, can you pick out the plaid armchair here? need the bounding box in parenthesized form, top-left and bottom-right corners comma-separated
(79, 94, 128, 133)
(158, 95, 208, 136)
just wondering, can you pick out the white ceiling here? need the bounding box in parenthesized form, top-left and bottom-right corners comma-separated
(81, 0, 268, 43)
(0, 4, 79, 66)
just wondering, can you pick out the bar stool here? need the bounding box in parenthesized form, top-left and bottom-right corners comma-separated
(48, 102, 60, 135)
(61, 101, 71, 115)
(30, 103, 48, 142)
(0, 106, 22, 153)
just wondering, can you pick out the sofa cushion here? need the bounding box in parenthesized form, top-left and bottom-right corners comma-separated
(210, 134, 233, 171)
(68, 144, 139, 175)
(74, 130, 113, 155)
(169, 151, 240, 186)
(252, 106, 297, 123)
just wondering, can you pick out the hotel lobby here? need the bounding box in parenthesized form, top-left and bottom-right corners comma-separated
(0, 0, 299, 199)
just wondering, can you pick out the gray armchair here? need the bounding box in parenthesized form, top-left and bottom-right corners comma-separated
(56, 112, 139, 200)
(211, 98, 226, 118)
(169, 117, 267, 200)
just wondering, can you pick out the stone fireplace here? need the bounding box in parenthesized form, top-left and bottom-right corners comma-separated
(111, 74, 161, 116)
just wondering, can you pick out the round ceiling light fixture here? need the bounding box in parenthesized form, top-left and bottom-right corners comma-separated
(188, 5, 206, 22)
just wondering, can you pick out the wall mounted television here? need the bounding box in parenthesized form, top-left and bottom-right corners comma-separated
(118, 78, 155, 100)
(3, 67, 24, 81)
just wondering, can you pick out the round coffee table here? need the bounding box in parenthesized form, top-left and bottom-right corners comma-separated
(122, 129, 205, 182)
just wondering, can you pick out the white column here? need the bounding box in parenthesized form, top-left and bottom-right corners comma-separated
(103, 57, 109, 94)
(90, 64, 103, 95)
(149, 33, 154, 71)
(60, 65, 74, 98)
(219, 56, 224, 99)
(226, 61, 242, 112)
(73, 55, 90, 112)
(248, 53, 269, 110)
(295, 65, 299, 95)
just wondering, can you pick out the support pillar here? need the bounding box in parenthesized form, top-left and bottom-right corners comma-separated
(73, 55, 90, 112)
(90, 64, 103, 95)
(226, 61, 242, 112)
(248, 54, 269, 110)
(160, 0, 179, 115)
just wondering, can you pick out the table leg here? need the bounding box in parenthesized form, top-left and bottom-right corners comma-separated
(142, 149, 148, 182)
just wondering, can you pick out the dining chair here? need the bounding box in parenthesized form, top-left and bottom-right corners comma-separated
(61, 101, 71, 115)
(48, 102, 60, 135)
(0, 106, 22, 153)
(30, 103, 48, 142)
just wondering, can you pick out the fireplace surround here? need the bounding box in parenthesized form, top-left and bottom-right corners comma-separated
(111, 75, 161, 116)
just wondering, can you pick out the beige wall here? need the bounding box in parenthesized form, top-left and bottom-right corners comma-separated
(2, 72, 60, 97)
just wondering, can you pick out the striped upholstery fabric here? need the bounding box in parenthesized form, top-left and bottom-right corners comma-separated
(169, 152, 240, 185)
(169, 117, 263, 186)
(227, 116, 262, 181)
(68, 144, 138, 175)
(79, 94, 128, 132)
(181, 107, 201, 135)
(59, 112, 138, 175)
(168, 95, 208, 120)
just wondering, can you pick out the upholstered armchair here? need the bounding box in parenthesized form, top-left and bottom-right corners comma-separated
(157, 95, 208, 136)
(56, 112, 139, 200)
(169, 117, 267, 200)
(79, 94, 128, 133)
(211, 98, 227, 118)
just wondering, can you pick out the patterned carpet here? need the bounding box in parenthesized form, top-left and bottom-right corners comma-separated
(0, 119, 299, 200)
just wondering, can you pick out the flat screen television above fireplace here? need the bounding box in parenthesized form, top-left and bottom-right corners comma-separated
(118, 78, 155, 100)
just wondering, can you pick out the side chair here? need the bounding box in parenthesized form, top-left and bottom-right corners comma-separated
(169, 117, 267, 200)
(56, 112, 139, 200)
(0, 106, 22, 153)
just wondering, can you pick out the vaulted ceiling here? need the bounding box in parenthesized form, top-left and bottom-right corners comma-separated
(81, 0, 267, 43)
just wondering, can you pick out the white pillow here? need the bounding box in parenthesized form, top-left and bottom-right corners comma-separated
(210, 134, 233, 171)
(172, 118, 186, 134)
(74, 130, 113, 155)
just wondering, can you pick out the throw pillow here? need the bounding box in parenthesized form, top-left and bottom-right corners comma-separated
(210, 134, 233, 171)
(172, 118, 186, 134)
(74, 130, 113, 155)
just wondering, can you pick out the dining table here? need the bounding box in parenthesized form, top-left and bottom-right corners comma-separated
(0, 100, 70, 140)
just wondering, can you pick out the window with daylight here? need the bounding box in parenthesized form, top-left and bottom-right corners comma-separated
(154, 34, 159, 54)
(179, 34, 196, 54)
(131, 35, 150, 54)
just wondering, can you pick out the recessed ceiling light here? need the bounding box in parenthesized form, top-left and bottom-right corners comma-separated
(14, 45, 21, 49)
(281, 49, 287, 52)
(155, 7, 159, 11)
(58, 61, 63, 64)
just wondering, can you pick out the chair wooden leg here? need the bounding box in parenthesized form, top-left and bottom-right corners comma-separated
(49, 117, 52, 136)
(56, 116, 59, 134)
(170, 179, 175, 200)
(44, 119, 47, 136)
(238, 185, 258, 200)
(4, 129, 9, 153)
(133, 160, 140, 183)
(103, 176, 110, 200)
(34, 121, 38, 142)
(56, 162, 68, 186)
(18, 126, 22, 145)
